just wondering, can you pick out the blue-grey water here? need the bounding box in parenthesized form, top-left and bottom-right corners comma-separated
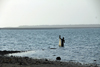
(0, 28, 100, 64)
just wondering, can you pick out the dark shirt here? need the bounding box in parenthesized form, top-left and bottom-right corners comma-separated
(61, 39, 65, 47)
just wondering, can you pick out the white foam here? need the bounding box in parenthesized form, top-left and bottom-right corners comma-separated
(8, 51, 36, 57)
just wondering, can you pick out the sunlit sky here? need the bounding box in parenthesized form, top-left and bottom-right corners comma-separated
(0, 0, 100, 27)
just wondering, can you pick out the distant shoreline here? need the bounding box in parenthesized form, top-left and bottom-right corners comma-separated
(0, 27, 100, 30)
(0, 24, 100, 30)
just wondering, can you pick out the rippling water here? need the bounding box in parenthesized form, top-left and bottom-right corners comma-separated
(0, 28, 100, 64)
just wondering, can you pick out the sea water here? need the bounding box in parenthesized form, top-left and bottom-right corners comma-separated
(0, 28, 100, 64)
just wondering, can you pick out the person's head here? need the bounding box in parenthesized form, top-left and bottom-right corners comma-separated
(63, 37, 64, 39)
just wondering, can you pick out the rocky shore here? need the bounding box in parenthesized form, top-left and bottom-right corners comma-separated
(0, 51, 99, 67)
(0, 51, 22, 56)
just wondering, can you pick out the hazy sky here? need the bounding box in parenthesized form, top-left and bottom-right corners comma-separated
(0, 0, 100, 27)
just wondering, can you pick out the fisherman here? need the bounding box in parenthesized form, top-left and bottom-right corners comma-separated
(59, 35, 65, 47)
(61, 37, 65, 47)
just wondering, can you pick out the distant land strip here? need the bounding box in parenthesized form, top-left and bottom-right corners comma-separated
(0, 24, 100, 30)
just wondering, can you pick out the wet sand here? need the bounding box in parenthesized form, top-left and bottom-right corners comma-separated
(0, 51, 99, 67)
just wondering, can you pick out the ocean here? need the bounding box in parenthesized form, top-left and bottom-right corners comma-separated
(0, 28, 100, 64)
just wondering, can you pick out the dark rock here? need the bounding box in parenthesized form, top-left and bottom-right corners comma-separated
(56, 57, 61, 60)
(19, 62, 23, 65)
(45, 59, 48, 61)
(48, 46, 56, 49)
(53, 55, 56, 56)
(24, 57, 29, 59)
(0, 51, 22, 56)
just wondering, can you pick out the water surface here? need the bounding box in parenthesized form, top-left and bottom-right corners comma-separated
(0, 28, 100, 64)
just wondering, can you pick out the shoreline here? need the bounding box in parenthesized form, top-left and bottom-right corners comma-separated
(0, 27, 100, 30)
(0, 50, 99, 67)
(0, 50, 23, 56)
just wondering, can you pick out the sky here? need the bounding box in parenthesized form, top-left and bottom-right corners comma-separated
(0, 0, 100, 27)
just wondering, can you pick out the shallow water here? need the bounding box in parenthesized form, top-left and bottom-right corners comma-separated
(0, 28, 100, 64)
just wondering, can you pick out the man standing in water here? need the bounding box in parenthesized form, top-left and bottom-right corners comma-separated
(59, 35, 65, 47)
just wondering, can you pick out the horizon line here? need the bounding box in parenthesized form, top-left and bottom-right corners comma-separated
(0, 24, 100, 29)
